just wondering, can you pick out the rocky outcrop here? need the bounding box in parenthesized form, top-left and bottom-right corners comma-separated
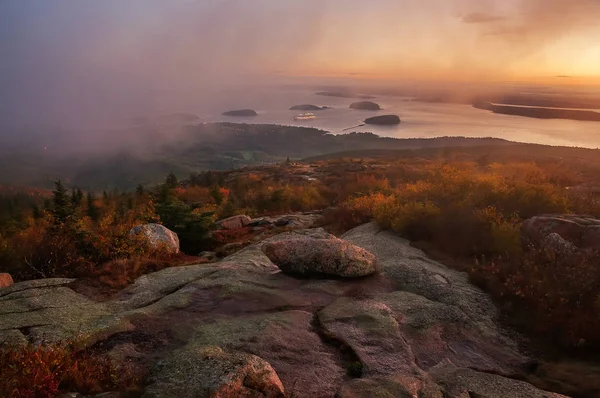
(130, 223, 180, 254)
(144, 345, 285, 398)
(263, 236, 378, 278)
(0, 278, 133, 347)
(350, 101, 381, 110)
(248, 213, 320, 229)
(522, 215, 600, 251)
(222, 109, 258, 117)
(0, 223, 568, 397)
(0, 273, 13, 288)
(429, 362, 567, 398)
(289, 104, 325, 111)
(365, 114, 401, 125)
(215, 215, 252, 230)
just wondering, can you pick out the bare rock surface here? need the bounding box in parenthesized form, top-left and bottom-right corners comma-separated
(143, 345, 285, 398)
(0, 222, 568, 397)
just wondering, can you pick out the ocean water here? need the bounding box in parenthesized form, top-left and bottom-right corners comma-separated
(190, 86, 600, 149)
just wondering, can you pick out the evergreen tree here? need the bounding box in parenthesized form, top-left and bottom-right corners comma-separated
(209, 185, 224, 205)
(52, 180, 74, 224)
(71, 188, 84, 207)
(32, 204, 43, 220)
(86, 192, 100, 222)
(165, 173, 178, 189)
(136, 184, 145, 197)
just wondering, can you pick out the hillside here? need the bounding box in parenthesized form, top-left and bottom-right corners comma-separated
(0, 123, 513, 190)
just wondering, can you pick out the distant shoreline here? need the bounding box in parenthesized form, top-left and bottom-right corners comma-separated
(474, 101, 600, 122)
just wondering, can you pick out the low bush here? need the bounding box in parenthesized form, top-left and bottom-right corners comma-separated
(0, 342, 144, 397)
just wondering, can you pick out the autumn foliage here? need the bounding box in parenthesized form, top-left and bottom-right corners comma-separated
(0, 343, 144, 398)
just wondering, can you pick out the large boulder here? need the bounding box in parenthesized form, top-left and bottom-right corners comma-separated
(522, 215, 600, 250)
(365, 115, 401, 125)
(215, 215, 252, 230)
(130, 223, 179, 254)
(0, 273, 13, 288)
(222, 109, 258, 117)
(263, 236, 377, 278)
(350, 101, 381, 110)
(144, 345, 285, 398)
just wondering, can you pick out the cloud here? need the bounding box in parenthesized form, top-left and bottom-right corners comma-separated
(461, 12, 505, 24)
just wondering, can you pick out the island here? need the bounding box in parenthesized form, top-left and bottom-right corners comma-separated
(316, 91, 376, 99)
(350, 101, 382, 111)
(222, 109, 258, 117)
(473, 101, 600, 122)
(364, 115, 401, 125)
(289, 104, 326, 111)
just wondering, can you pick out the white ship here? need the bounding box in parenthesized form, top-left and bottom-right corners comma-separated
(294, 112, 316, 121)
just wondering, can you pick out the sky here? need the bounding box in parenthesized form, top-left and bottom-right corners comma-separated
(1, 0, 600, 126)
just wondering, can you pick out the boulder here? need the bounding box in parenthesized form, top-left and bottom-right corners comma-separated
(0, 273, 14, 288)
(365, 115, 401, 125)
(263, 236, 377, 278)
(289, 104, 325, 111)
(143, 345, 285, 398)
(222, 109, 258, 117)
(129, 223, 179, 254)
(215, 215, 252, 230)
(522, 215, 600, 250)
(350, 101, 381, 111)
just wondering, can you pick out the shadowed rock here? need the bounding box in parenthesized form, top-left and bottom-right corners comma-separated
(365, 115, 401, 125)
(215, 215, 252, 230)
(263, 237, 378, 278)
(143, 345, 285, 398)
(522, 214, 600, 250)
(429, 362, 568, 398)
(222, 109, 258, 117)
(130, 223, 180, 254)
(0, 279, 133, 347)
(350, 101, 381, 111)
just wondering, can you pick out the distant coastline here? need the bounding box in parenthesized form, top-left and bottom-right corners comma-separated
(473, 101, 600, 122)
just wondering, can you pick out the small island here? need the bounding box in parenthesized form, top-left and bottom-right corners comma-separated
(289, 104, 326, 111)
(316, 91, 376, 99)
(222, 109, 258, 117)
(364, 115, 401, 125)
(350, 101, 382, 111)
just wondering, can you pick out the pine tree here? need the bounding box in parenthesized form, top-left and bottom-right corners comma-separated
(86, 192, 100, 222)
(52, 180, 73, 224)
(136, 184, 145, 197)
(165, 173, 178, 189)
(71, 188, 84, 207)
(210, 185, 224, 205)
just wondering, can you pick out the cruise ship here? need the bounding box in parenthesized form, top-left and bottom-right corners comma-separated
(294, 112, 316, 121)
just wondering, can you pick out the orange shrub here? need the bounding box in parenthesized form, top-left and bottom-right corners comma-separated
(0, 343, 144, 397)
